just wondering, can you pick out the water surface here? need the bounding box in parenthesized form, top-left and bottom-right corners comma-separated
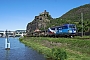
(0, 37, 46, 60)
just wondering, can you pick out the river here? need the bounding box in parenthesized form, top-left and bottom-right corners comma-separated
(0, 37, 46, 60)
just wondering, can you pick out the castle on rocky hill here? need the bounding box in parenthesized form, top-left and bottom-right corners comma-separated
(26, 10, 52, 35)
(35, 10, 49, 20)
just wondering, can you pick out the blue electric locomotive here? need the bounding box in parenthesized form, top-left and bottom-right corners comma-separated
(48, 24, 77, 37)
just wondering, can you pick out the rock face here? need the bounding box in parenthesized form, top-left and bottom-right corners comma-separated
(26, 10, 52, 34)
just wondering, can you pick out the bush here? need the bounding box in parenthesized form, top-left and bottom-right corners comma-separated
(19, 38, 23, 41)
(52, 48, 67, 60)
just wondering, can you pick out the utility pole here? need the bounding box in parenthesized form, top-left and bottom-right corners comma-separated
(81, 13, 83, 37)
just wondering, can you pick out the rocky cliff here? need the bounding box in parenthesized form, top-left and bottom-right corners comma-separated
(26, 10, 52, 34)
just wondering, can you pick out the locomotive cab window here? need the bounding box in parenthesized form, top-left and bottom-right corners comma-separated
(62, 26, 68, 29)
(69, 25, 76, 28)
(51, 28, 55, 30)
(57, 27, 62, 30)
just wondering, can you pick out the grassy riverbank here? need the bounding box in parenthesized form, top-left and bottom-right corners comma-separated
(19, 36, 90, 60)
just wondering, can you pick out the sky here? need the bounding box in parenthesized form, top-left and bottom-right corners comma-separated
(0, 0, 90, 31)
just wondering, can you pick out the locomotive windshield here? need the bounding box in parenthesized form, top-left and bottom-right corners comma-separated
(69, 25, 76, 29)
(57, 26, 62, 30)
(62, 26, 68, 29)
(51, 28, 55, 30)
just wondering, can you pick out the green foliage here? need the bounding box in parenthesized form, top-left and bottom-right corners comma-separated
(19, 37, 24, 41)
(52, 48, 67, 60)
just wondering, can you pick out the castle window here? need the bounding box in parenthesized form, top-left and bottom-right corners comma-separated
(37, 17, 39, 19)
(40, 18, 42, 20)
(44, 14, 45, 16)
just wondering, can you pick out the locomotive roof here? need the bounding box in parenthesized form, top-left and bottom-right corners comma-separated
(50, 26, 61, 29)
(49, 24, 75, 28)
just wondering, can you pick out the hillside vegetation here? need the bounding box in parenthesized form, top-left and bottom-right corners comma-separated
(46, 4, 90, 32)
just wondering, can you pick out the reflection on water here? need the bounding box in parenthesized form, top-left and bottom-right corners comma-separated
(5, 50, 10, 60)
(0, 37, 46, 60)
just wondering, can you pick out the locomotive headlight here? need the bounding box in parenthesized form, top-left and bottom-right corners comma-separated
(68, 30, 72, 33)
(74, 31, 76, 33)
